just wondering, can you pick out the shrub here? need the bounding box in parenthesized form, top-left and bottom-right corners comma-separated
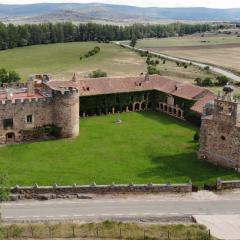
(89, 69, 107, 78)
(0, 68, 20, 85)
(162, 59, 166, 64)
(202, 77, 213, 86)
(147, 66, 160, 75)
(216, 75, 230, 86)
(204, 66, 210, 71)
(0, 172, 10, 202)
(193, 131, 200, 142)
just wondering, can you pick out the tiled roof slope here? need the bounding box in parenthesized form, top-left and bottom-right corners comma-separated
(48, 75, 216, 114)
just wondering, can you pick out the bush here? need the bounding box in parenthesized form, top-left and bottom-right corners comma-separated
(147, 66, 160, 75)
(216, 75, 230, 86)
(89, 69, 107, 78)
(204, 66, 210, 71)
(194, 77, 213, 86)
(193, 131, 200, 142)
(0, 172, 10, 202)
(162, 59, 166, 64)
(0, 68, 20, 85)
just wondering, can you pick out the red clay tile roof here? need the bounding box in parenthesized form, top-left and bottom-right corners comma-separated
(47, 75, 216, 114)
(0, 92, 44, 101)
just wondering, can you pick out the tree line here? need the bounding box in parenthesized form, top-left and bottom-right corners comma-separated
(0, 22, 213, 50)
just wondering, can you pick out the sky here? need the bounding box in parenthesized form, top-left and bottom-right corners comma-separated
(0, 0, 239, 8)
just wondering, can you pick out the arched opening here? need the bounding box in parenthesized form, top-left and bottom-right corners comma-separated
(135, 103, 140, 111)
(115, 105, 120, 113)
(178, 110, 182, 118)
(173, 108, 177, 115)
(129, 104, 133, 111)
(147, 102, 152, 110)
(6, 132, 15, 143)
(169, 107, 172, 114)
(164, 105, 168, 112)
(122, 105, 127, 112)
(160, 103, 164, 110)
(141, 102, 146, 111)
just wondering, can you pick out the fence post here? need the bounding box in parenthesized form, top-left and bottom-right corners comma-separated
(168, 230, 170, 239)
(96, 227, 99, 238)
(72, 224, 75, 238)
(30, 225, 34, 238)
(143, 230, 146, 240)
(119, 228, 122, 239)
(208, 229, 211, 240)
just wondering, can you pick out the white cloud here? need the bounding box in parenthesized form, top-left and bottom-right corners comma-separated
(0, 0, 240, 8)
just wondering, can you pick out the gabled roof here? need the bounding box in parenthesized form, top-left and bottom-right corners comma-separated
(47, 75, 216, 114)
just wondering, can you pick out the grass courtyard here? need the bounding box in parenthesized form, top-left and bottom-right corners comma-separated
(0, 112, 239, 187)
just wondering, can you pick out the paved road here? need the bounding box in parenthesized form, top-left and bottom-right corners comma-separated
(1, 197, 240, 221)
(116, 42, 240, 83)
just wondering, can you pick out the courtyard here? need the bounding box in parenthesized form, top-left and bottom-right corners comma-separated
(0, 112, 239, 187)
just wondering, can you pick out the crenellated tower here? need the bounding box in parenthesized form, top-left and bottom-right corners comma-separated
(199, 84, 240, 170)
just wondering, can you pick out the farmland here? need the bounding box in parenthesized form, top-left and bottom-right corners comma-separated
(0, 112, 239, 187)
(136, 35, 240, 74)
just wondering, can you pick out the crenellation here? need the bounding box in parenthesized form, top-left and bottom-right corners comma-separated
(199, 84, 240, 170)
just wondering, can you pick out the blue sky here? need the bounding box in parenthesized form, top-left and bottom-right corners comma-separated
(0, 0, 239, 8)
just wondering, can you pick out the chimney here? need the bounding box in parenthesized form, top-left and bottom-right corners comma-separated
(27, 78, 35, 97)
(72, 73, 77, 82)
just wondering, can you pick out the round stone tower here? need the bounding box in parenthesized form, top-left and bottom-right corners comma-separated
(52, 87, 79, 138)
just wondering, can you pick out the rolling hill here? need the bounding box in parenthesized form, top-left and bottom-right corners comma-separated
(0, 3, 240, 23)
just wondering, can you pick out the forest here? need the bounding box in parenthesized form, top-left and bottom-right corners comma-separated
(0, 22, 213, 50)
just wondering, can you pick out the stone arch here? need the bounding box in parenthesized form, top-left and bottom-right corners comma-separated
(141, 102, 146, 111)
(169, 107, 172, 114)
(147, 102, 152, 110)
(173, 108, 177, 115)
(6, 132, 15, 143)
(164, 105, 168, 112)
(178, 109, 182, 118)
(129, 104, 133, 111)
(135, 103, 140, 111)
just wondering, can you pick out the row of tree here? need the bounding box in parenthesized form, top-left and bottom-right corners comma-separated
(0, 22, 213, 50)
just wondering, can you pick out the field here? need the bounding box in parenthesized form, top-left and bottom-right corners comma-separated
(0, 41, 219, 87)
(136, 35, 240, 74)
(0, 112, 239, 187)
(0, 222, 212, 239)
(0, 42, 147, 80)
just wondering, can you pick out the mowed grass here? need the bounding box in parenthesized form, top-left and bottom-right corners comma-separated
(0, 42, 146, 80)
(0, 112, 239, 187)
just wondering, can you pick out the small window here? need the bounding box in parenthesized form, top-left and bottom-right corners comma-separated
(221, 135, 226, 141)
(26, 115, 33, 124)
(3, 118, 13, 129)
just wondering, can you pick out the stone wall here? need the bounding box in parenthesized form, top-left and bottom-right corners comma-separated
(10, 183, 192, 195)
(199, 117, 240, 169)
(0, 98, 53, 144)
(216, 179, 240, 190)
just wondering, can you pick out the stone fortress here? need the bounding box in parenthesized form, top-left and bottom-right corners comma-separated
(3, 73, 239, 171)
(199, 84, 240, 170)
(0, 74, 214, 145)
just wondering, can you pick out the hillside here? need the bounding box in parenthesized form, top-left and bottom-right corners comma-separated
(1, 3, 240, 23)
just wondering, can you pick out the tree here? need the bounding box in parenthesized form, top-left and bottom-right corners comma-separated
(216, 76, 230, 86)
(130, 34, 137, 48)
(89, 69, 107, 78)
(0, 68, 21, 84)
(147, 66, 160, 75)
(0, 68, 8, 84)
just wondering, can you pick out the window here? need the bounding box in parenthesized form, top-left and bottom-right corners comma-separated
(26, 115, 33, 124)
(3, 118, 13, 129)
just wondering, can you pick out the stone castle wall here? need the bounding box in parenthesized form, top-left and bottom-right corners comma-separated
(199, 118, 240, 169)
(0, 86, 80, 144)
(0, 98, 53, 144)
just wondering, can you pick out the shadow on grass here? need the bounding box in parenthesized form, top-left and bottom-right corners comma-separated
(138, 111, 197, 130)
(138, 152, 240, 187)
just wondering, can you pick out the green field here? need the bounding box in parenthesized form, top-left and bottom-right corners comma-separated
(0, 112, 239, 187)
(0, 42, 146, 80)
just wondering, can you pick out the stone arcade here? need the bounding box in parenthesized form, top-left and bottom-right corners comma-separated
(0, 74, 215, 145)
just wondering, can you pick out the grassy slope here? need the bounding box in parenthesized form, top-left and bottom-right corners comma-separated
(0, 42, 146, 80)
(0, 112, 239, 187)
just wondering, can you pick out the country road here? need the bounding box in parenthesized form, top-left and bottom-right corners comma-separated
(116, 42, 240, 83)
(2, 191, 240, 239)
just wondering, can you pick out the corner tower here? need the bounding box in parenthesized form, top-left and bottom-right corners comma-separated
(52, 87, 79, 138)
(198, 85, 240, 170)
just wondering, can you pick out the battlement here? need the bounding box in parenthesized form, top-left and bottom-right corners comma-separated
(52, 87, 79, 96)
(0, 95, 51, 106)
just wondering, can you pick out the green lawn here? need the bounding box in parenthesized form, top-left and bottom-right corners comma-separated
(0, 112, 239, 187)
(0, 42, 146, 80)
